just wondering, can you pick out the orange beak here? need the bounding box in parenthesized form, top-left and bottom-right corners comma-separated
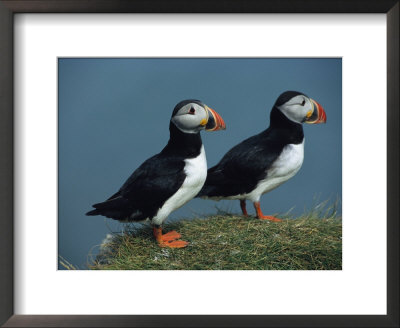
(305, 99, 327, 124)
(205, 106, 226, 131)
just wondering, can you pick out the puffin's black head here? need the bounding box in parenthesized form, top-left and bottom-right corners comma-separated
(274, 91, 327, 124)
(171, 99, 226, 134)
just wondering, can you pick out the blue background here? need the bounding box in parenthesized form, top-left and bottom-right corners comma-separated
(58, 58, 342, 269)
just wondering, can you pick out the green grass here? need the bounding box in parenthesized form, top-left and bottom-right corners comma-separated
(88, 202, 341, 270)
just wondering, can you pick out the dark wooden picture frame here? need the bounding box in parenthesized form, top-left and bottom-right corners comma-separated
(0, 1, 398, 327)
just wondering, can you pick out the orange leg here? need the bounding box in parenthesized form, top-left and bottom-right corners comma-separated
(153, 226, 188, 248)
(253, 201, 282, 222)
(240, 200, 248, 216)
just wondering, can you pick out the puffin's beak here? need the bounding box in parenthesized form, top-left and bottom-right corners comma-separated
(204, 106, 226, 131)
(305, 99, 327, 124)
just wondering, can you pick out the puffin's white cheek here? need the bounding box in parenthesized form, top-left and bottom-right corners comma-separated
(292, 111, 306, 123)
(172, 115, 202, 133)
(280, 107, 300, 123)
(280, 104, 310, 124)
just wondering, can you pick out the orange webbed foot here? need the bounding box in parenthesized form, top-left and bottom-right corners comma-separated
(160, 230, 181, 242)
(257, 215, 282, 222)
(159, 240, 189, 248)
(153, 227, 188, 248)
(253, 201, 282, 222)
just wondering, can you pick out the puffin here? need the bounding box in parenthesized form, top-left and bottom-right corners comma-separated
(198, 91, 326, 221)
(86, 100, 226, 248)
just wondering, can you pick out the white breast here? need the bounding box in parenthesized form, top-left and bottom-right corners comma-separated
(152, 145, 207, 225)
(245, 139, 305, 202)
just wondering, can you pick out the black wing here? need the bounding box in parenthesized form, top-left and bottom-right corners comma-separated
(86, 153, 186, 221)
(199, 129, 284, 197)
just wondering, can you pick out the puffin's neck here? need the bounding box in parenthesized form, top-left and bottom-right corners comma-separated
(267, 106, 304, 144)
(162, 123, 203, 158)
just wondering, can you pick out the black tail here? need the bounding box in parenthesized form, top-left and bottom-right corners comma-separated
(86, 209, 100, 216)
(85, 196, 144, 221)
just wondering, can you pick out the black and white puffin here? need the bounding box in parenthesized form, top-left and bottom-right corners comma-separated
(86, 100, 226, 248)
(198, 91, 326, 221)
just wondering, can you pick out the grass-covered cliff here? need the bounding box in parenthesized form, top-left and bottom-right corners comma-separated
(87, 203, 341, 270)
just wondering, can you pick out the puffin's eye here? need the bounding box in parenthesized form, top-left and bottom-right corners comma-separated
(301, 100, 306, 106)
(188, 107, 196, 115)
